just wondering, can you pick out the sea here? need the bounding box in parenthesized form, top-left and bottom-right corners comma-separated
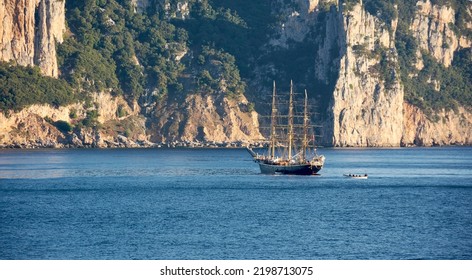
(0, 147, 471, 260)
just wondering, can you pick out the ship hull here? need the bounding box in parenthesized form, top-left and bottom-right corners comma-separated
(257, 162, 322, 175)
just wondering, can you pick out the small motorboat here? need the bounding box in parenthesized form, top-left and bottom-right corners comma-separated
(344, 173, 368, 179)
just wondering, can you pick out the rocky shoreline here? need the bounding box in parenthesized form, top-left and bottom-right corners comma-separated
(0, 139, 268, 149)
(2, 139, 469, 149)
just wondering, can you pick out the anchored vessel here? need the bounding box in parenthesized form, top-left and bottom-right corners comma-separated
(247, 81, 325, 175)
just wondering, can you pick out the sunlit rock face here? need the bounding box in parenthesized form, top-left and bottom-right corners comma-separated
(0, 0, 65, 77)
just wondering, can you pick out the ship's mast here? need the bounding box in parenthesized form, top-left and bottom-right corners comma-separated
(270, 81, 277, 159)
(302, 89, 308, 162)
(288, 80, 294, 161)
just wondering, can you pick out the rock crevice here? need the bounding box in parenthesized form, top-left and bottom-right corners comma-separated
(0, 0, 65, 77)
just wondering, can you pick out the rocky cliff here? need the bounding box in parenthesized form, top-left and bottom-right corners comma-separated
(0, 91, 261, 148)
(0, 0, 262, 148)
(0, 0, 37, 67)
(269, 0, 323, 47)
(148, 93, 262, 144)
(0, 92, 149, 148)
(34, 0, 66, 78)
(0, 0, 470, 148)
(411, 0, 471, 68)
(271, 0, 403, 146)
(270, 0, 470, 147)
(0, 0, 64, 77)
(402, 103, 472, 146)
(324, 2, 403, 147)
(398, 0, 471, 146)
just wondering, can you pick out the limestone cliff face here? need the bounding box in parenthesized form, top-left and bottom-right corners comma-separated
(263, 0, 404, 146)
(0, 0, 37, 66)
(1, 0, 470, 148)
(273, 0, 470, 147)
(0, 0, 65, 77)
(402, 103, 472, 146)
(0, 104, 71, 148)
(317, 2, 404, 146)
(404, 0, 472, 145)
(34, 0, 66, 78)
(0, 91, 262, 148)
(410, 0, 471, 68)
(0, 93, 148, 148)
(149, 94, 262, 144)
(0, 0, 261, 148)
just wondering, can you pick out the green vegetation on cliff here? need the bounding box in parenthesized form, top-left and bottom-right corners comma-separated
(60, 0, 186, 99)
(59, 0, 247, 101)
(0, 62, 75, 111)
(1, 0, 470, 118)
(362, 0, 471, 113)
(1, 0, 248, 113)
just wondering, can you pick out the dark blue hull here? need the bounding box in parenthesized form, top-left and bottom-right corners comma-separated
(258, 162, 322, 175)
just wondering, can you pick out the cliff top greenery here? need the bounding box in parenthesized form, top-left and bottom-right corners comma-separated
(341, 0, 471, 114)
(0, 0, 471, 117)
(0, 62, 75, 112)
(364, 0, 472, 113)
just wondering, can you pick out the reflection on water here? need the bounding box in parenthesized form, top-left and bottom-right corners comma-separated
(1, 147, 471, 181)
(1, 147, 471, 259)
(0, 149, 261, 179)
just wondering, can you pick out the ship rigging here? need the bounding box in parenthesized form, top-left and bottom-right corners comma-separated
(247, 81, 325, 175)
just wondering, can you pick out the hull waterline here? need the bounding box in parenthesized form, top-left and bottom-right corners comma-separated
(247, 81, 325, 176)
(258, 161, 322, 175)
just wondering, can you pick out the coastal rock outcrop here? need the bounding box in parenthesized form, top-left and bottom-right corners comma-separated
(402, 103, 472, 146)
(318, 2, 404, 146)
(274, 0, 470, 147)
(148, 93, 262, 144)
(0, 93, 148, 148)
(0, 0, 470, 148)
(0, 91, 262, 148)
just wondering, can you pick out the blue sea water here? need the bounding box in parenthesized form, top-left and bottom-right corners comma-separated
(0, 147, 471, 260)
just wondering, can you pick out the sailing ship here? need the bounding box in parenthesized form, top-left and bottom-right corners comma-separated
(247, 81, 325, 175)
